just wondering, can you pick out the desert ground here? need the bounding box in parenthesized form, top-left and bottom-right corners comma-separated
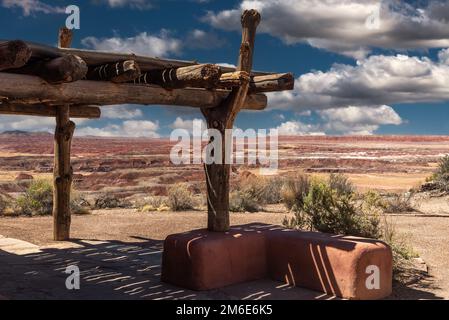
(1, 133, 449, 299)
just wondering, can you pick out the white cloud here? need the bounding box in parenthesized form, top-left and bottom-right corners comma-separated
(276, 120, 324, 136)
(318, 105, 402, 135)
(77, 120, 160, 137)
(101, 105, 143, 119)
(275, 105, 402, 136)
(268, 50, 449, 111)
(203, 0, 449, 59)
(1, 0, 65, 16)
(0, 115, 88, 133)
(82, 30, 182, 57)
(97, 0, 153, 9)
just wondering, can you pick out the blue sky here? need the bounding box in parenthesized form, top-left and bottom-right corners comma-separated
(2, 0, 449, 136)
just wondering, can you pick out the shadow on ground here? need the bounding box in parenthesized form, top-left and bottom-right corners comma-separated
(0, 236, 444, 300)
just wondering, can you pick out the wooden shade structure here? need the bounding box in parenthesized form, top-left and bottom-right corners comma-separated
(0, 11, 294, 240)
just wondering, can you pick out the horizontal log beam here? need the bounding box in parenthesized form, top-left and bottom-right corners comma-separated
(0, 40, 271, 76)
(86, 60, 141, 83)
(219, 72, 295, 93)
(11, 54, 88, 84)
(0, 40, 32, 71)
(0, 73, 267, 110)
(0, 103, 101, 118)
(133, 64, 222, 89)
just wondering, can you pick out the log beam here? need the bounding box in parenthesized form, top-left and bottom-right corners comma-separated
(201, 10, 261, 232)
(11, 54, 88, 84)
(134, 64, 222, 89)
(87, 60, 141, 83)
(0, 73, 267, 110)
(219, 72, 295, 93)
(58, 27, 73, 49)
(53, 105, 75, 241)
(0, 40, 32, 71)
(0, 40, 271, 75)
(0, 103, 101, 118)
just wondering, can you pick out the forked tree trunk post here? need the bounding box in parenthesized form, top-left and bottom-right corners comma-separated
(201, 10, 261, 232)
(53, 27, 75, 241)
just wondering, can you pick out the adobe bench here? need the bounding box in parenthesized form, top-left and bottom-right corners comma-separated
(161, 223, 392, 300)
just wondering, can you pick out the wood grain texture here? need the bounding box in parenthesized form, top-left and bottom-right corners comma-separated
(53, 105, 74, 241)
(0, 73, 267, 110)
(0, 102, 101, 118)
(0, 40, 32, 71)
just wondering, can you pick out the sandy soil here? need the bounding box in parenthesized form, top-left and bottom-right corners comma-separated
(0, 208, 447, 300)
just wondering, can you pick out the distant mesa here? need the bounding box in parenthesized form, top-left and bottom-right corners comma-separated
(0, 130, 52, 137)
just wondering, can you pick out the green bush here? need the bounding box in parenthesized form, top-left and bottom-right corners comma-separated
(283, 179, 381, 239)
(94, 193, 131, 209)
(0, 193, 11, 215)
(16, 179, 53, 216)
(238, 176, 285, 205)
(167, 183, 195, 211)
(328, 173, 354, 196)
(281, 174, 310, 211)
(384, 193, 414, 213)
(429, 155, 449, 192)
(229, 190, 261, 213)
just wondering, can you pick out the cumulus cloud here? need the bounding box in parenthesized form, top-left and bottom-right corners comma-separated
(94, 0, 153, 9)
(82, 30, 183, 57)
(1, 0, 65, 16)
(203, 0, 449, 59)
(275, 105, 402, 136)
(76, 120, 160, 138)
(0, 115, 88, 133)
(101, 105, 143, 119)
(268, 50, 449, 111)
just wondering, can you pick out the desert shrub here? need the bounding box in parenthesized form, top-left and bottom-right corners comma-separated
(229, 190, 261, 213)
(283, 179, 381, 239)
(70, 191, 91, 215)
(328, 173, 354, 196)
(16, 179, 53, 216)
(0, 193, 12, 215)
(428, 155, 449, 192)
(140, 196, 170, 212)
(94, 193, 131, 209)
(384, 193, 415, 213)
(281, 174, 310, 211)
(238, 176, 285, 205)
(167, 183, 195, 211)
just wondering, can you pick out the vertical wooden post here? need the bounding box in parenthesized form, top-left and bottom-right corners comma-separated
(201, 10, 261, 232)
(53, 105, 75, 240)
(53, 27, 75, 241)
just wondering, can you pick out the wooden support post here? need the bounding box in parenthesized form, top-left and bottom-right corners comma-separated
(0, 40, 32, 71)
(201, 10, 261, 232)
(53, 105, 75, 241)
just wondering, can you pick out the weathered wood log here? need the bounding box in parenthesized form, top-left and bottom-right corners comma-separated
(53, 105, 75, 241)
(0, 40, 270, 75)
(0, 102, 101, 118)
(58, 27, 73, 48)
(12, 54, 88, 84)
(0, 73, 267, 110)
(87, 60, 141, 83)
(0, 40, 32, 71)
(134, 64, 222, 89)
(219, 72, 294, 93)
(201, 9, 261, 232)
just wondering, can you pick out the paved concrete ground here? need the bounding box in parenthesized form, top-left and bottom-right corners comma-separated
(0, 235, 336, 300)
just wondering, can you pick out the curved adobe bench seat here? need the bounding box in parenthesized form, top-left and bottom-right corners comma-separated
(161, 223, 392, 300)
